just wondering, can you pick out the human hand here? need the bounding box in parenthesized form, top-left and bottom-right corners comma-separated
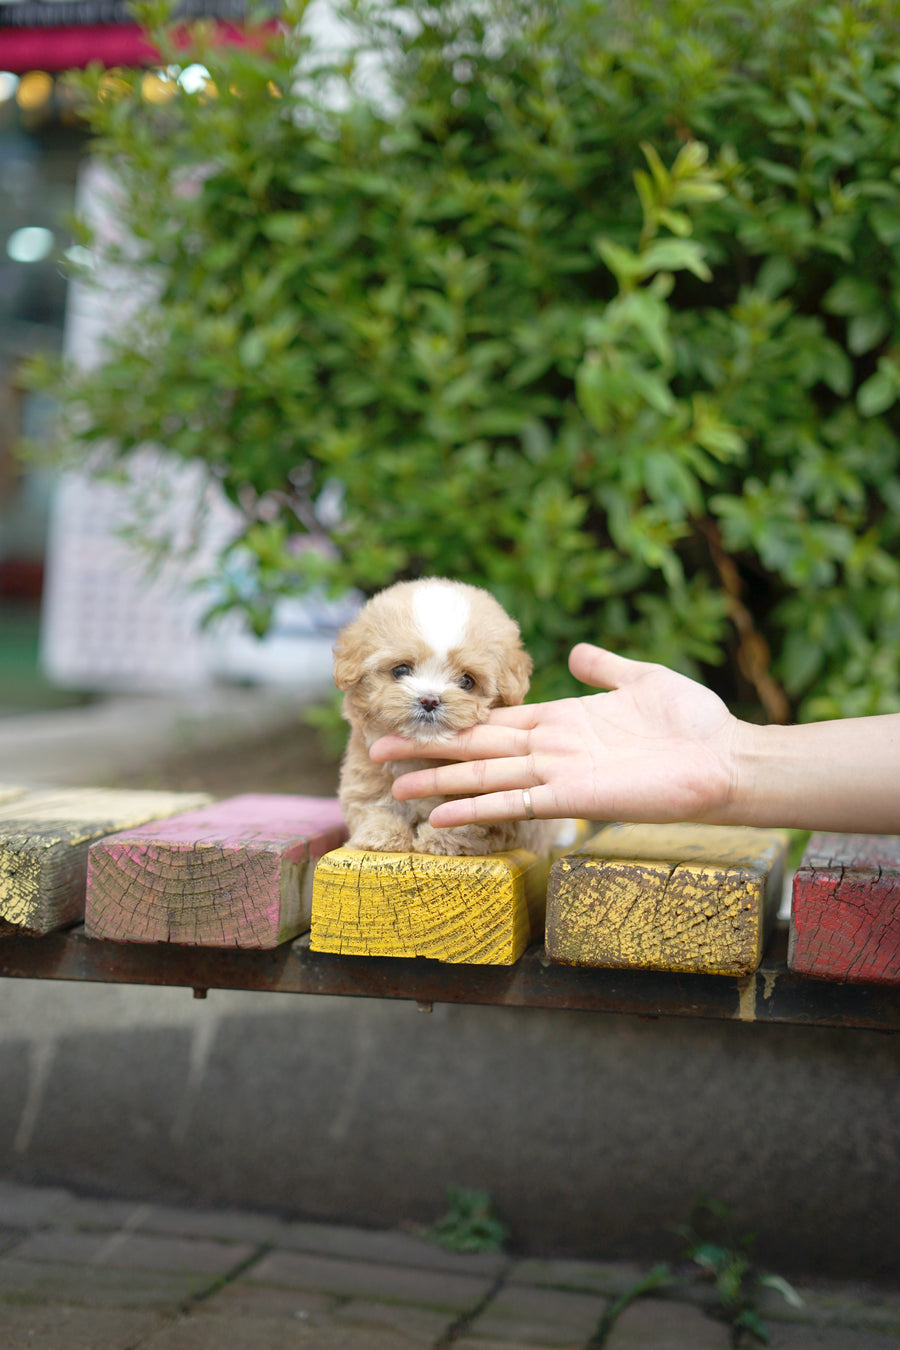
(369, 643, 740, 828)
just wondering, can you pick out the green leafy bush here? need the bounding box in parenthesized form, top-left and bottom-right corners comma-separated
(31, 0, 900, 717)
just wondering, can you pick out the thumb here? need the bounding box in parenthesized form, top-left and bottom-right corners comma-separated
(568, 643, 650, 691)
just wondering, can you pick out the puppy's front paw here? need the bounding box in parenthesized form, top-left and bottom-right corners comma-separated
(413, 822, 495, 856)
(346, 808, 415, 854)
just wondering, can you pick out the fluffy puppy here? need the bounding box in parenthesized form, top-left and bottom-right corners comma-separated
(334, 578, 547, 855)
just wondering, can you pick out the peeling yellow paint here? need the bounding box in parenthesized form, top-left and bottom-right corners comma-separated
(759, 967, 779, 1001)
(546, 823, 790, 977)
(736, 976, 758, 1021)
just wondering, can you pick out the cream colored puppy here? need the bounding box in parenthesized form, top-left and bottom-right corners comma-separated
(334, 578, 548, 855)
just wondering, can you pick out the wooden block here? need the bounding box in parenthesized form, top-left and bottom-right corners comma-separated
(789, 833, 900, 985)
(86, 794, 348, 949)
(545, 822, 790, 976)
(310, 846, 550, 965)
(0, 789, 211, 936)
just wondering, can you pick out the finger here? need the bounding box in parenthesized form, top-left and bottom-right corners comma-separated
(428, 786, 555, 828)
(370, 722, 532, 764)
(568, 643, 651, 691)
(391, 754, 539, 802)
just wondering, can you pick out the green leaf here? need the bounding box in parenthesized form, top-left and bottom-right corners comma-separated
(261, 212, 311, 245)
(858, 370, 898, 417)
(759, 1273, 804, 1309)
(639, 239, 712, 281)
(848, 310, 889, 355)
(822, 277, 879, 317)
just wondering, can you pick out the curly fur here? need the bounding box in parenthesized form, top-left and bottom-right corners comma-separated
(334, 578, 549, 855)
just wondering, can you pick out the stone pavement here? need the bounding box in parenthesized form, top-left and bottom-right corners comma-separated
(1, 1182, 900, 1350)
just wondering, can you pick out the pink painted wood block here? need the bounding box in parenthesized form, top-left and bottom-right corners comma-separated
(85, 794, 347, 949)
(789, 833, 900, 985)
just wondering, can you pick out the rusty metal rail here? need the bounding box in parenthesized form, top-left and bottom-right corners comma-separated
(1, 924, 899, 1031)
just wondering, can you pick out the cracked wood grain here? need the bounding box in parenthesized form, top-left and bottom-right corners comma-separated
(309, 845, 550, 964)
(789, 832, 900, 985)
(545, 823, 790, 977)
(86, 794, 347, 949)
(0, 789, 212, 935)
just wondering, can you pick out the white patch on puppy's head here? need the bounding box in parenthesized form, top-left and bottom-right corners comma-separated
(333, 577, 533, 745)
(411, 581, 470, 661)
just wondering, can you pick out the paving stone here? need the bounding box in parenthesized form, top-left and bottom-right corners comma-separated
(509, 1258, 650, 1298)
(0, 1228, 24, 1255)
(0, 1303, 169, 1350)
(142, 1311, 436, 1348)
(0, 1258, 211, 1309)
(57, 1193, 290, 1247)
(759, 1278, 900, 1335)
(0, 1181, 71, 1229)
(245, 1249, 492, 1311)
(139, 1313, 319, 1349)
(604, 1298, 728, 1348)
(465, 1281, 608, 1345)
(455, 1340, 578, 1350)
(279, 1220, 507, 1276)
(139, 1203, 288, 1247)
(202, 1281, 337, 1321)
(54, 1195, 151, 1233)
(10, 1227, 254, 1274)
(766, 1325, 900, 1348)
(334, 1295, 452, 1340)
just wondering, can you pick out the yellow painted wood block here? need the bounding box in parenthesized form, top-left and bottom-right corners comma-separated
(545, 823, 790, 976)
(310, 846, 550, 965)
(0, 788, 211, 936)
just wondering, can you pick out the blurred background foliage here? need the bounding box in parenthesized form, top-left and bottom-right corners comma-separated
(25, 0, 900, 717)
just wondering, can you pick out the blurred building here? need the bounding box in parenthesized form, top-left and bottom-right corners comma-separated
(0, 3, 350, 704)
(0, 62, 85, 608)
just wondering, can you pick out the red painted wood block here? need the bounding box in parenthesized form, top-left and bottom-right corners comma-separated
(86, 794, 347, 949)
(789, 833, 900, 984)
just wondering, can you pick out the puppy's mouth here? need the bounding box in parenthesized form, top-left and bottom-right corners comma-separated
(407, 701, 450, 741)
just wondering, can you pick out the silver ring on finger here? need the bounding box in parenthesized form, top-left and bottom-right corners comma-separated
(522, 788, 535, 820)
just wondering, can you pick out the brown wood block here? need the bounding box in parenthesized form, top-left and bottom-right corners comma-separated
(310, 845, 551, 965)
(86, 794, 348, 949)
(788, 833, 900, 984)
(545, 822, 790, 976)
(0, 789, 211, 936)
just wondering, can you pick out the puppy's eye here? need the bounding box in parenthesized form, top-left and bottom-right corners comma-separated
(391, 664, 412, 680)
(458, 673, 476, 691)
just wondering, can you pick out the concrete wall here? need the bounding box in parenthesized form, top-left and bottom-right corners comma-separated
(1, 976, 897, 1281)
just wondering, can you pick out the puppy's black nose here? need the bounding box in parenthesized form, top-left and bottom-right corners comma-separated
(419, 695, 441, 712)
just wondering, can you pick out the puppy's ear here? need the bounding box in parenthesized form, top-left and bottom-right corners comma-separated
(495, 647, 532, 707)
(332, 623, 366, 691)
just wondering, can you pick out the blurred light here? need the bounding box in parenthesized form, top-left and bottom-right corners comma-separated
(141, 70, 178, 104)
(178, 64, 211, 94)
(0, 72, 20, 103)
(7, 226, 55, 263)
(16, 71, 53, 111)
(98, 69, 130, 102)
(63, 244, 94, 271)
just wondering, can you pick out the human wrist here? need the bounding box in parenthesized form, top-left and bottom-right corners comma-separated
(706, 716, 776, 828)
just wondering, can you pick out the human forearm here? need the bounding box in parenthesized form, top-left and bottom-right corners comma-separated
(714, 715, 900, 834)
